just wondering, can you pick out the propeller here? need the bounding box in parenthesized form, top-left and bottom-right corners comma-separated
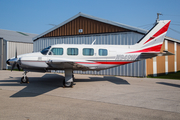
(11, 60, 20, 71)
(7, 47, 21, 71)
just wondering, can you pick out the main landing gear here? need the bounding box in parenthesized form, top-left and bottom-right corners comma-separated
(19, 70, 74, 87)
(21, 71, 29, 84)
(63, 69, 74, 88)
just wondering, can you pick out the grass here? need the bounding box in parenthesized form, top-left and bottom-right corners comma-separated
(147, 71, 180, 80)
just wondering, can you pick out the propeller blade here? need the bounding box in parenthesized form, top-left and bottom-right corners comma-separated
(6, 59, 10, 65)
(11, 62, 16, 71)
(17, 64, 20, 71)
(15, 47, 17, 58)
(11, 47, 20, 71)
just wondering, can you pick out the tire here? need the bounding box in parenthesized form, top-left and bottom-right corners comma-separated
(63, 79, 73, 88)
(21, 76, 29, 83)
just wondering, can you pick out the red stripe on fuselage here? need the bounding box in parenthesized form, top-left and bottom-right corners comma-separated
(97, 61, 133, 65)
(76, 61, 133, 65)
(76, 62, 101, 65)
(127, 44, 162, 53)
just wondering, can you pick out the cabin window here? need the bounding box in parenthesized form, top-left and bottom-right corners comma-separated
(99, 49, 108, 56)
(50, 48, 63, 55)
(83, 48, 94, 56)
(67, 48, 78, 55)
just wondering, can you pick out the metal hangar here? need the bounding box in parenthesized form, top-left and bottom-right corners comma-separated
(146, 37, 180, 76)
(33, 13, 180, 77)
(0, 29, 37, 70)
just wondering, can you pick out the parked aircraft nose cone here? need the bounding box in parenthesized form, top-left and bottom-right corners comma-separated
(6, 59, 10, 65)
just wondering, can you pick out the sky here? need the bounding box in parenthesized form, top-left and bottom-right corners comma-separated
(0, 0, 180, 40)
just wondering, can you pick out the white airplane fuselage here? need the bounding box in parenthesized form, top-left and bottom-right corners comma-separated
(13, 44, 141, 72)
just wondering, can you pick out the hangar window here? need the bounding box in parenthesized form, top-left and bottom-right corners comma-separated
(49, 48, 63, 55)
(99, 49, 108, 56)
(83, 48, 94, 56)
(67, 48, 78, 55)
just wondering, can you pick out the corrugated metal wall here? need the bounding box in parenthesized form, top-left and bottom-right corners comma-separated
(7, 41, 33, 59)
(34, 32, 146, 77)
(0, 39, 7, 70)
(0, 38, 3, 70)
(3, 40, 7, 69)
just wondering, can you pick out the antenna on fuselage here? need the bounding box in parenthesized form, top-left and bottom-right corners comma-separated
(91, 39, 96, 45)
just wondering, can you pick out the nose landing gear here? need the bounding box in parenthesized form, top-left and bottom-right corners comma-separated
(21, 71, 29, 83)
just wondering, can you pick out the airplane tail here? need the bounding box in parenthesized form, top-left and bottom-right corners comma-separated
(129, 20, 171, 53)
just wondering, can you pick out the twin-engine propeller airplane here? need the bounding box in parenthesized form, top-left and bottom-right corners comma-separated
(6, 20, 172, 87)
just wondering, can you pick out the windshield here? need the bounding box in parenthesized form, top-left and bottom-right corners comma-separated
(41, 46, 51, 55)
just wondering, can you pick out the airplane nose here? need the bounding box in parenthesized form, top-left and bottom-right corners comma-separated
(6, 59, 10, 65)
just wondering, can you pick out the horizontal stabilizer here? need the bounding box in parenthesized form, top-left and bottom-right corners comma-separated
(158, 50, 174, 56)
(139, 50, 174, 60)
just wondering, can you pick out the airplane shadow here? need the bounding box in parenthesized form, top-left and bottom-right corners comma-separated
(0, 74, 64, 98)
(75, 76, 130, 85)
(0, 74, 129, 98)
(156, 82, 180, 88)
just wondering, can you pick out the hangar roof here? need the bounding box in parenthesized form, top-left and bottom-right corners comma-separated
(33, 12, 147, 41)
(0, 29, 37, 43)
(165, 36, 180, 43)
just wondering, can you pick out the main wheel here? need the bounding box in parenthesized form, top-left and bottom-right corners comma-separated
(21, 76, 29, 83)
(63, 79, 73, 88)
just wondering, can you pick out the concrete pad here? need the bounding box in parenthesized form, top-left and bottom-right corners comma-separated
(0, 70, 180, 119)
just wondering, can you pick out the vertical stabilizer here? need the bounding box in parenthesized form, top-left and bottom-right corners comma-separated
(130, 20, 171, 53)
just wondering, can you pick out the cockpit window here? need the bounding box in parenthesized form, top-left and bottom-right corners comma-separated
(41, 46, 51, 55)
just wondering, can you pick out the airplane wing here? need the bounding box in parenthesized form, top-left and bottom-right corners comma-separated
(46, 58, 98, 70)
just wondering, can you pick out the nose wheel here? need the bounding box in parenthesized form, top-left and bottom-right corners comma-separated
(21, 71, 29, 83)
(21, 76, 29, 83)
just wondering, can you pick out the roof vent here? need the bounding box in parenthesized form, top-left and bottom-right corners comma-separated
(17, 32, 29, 36)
